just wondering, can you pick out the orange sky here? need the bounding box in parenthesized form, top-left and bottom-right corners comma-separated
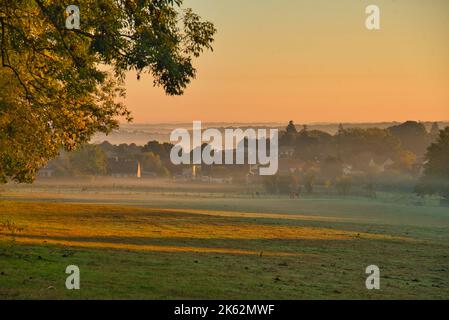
(123, 0, 449, 123)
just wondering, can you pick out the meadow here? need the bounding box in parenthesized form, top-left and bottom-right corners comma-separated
(1, 178, 448, 299)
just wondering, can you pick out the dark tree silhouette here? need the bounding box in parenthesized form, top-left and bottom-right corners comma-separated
(415, 127, 449, 204)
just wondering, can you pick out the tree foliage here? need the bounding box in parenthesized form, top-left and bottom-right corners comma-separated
(415, 127, 449, 201)
(68, 144, 107, 175)
(0, 0, 216, 183)
(335, 175, 352, 197)
(388, 121, 430, 158)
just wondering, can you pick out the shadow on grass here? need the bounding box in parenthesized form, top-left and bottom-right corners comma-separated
(4, 231, 412, 258)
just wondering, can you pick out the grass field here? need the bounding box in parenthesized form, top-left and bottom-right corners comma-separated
(1, 179, 449, 299)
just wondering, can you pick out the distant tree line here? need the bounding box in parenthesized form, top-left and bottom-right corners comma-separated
(47, 141, 176, 178)
(42, 120, 449, 204)
(265, 120, 448, 203)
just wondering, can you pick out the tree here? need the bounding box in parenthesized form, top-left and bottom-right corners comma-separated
(286, 121, 297, 134)
(321, 156, 343, 180)
(280, 121, 297, 146)
(336, 127, 401, 169)
(138, 151, 163, 174)
(143, 140, 173, 161)
(263, 175, 278, 194)
(294, 128, 316, 161)
(68, 144, 107, 176)
(277, 174, 300, 194)
(303, 168, 317, 194)
(430, 122, 440, 136)
(335, 175, 352, 197)
(0, 1, 216, 183)
(393, 150, 416, 173)
(430, 122, 440, 142)
(415, 127, 449, 204)
(388, 121, 429, 158)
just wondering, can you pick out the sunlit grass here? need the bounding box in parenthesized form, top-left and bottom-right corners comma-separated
(0, 201, 410, 252)
(1, 199, 448, 299)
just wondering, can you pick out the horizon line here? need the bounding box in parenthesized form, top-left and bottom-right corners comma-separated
(118, 120, 449, 126)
